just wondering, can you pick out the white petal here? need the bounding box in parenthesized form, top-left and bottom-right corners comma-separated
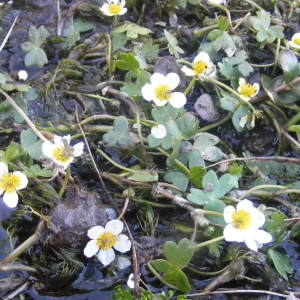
(17, 70, 28, 81)
(105, 219, 123, 235)
(244, 238, 259, 251)
(119, 7, 127, 15)
(87, 225, 105, 239)
(181, 66, 195, 77)
(194, 52, 211, 64)
(250, 209, 266, 228)
(152, 98, 168, 107)
(255, 229, 272, 244)
(120, 0, 126, 6)
(100, 3, 110, 15)
(252, 83, 260, 96)
(151, 125, 167, 139)
(127, 273, 134, 289)
(223, 224, 245, 242)
(151, 73, 166, 86)
(84, 240, 99, 257)
(114, 234, 131, 253)
(11, 171, 28, 190)
(142, 83, 155, 101)
(168, 92, 186, 108)
(237, 199, 253, 211)
(238, 78, 246, 87)
(98, 248, 115, 266)
(42, 141, 56, 159)
(166, 73, 180, 90)
(223, 205, 235, 223)
(2, 191, 18, 208)
(0, 162, 8, 178)
(73, 142, 84, 157)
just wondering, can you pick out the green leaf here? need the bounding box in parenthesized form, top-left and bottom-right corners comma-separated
(112, 31, 127, 52)
(113, 23, 152, 39)
(24, 164, 53, 178)
(265, 212, 285, 238)
(268, 249, 293, 280)
(3, 143, 22, 162)
(164, 171, 189, 191)
(187, 188, 209, 205)
(128, 170, 158, 182)
(204, 200, 226, 225)
(163, 268, 191, 292)
(189, 166, 206, 188)
(20, 129, 43, 160)
(193, 132, 220, 151)
(115, 53, 140, 72)
(24, 47, 48, 68)
(28, 26, 48, 47)
(74, 17, 94, 32)
(163, 238, 195, 268)
(279, 50, 300, 83)
(217, 16, 229, 31)
(151, 259, 175, 273)
(232, 104, 251, 132)
(164, 29, 184, 58)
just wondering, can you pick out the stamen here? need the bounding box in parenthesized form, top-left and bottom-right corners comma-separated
(97, 232, 117, 250)
(293, 37, 300, 46)
(193, 61, 208, 75)
(108, 4, 122, 15)
(232, 209, 251, 230)
(155, 85, 171, 101)
(239, 83, 257, 98)
(0, 173, 21, 193)
(53, 146, 72, 163)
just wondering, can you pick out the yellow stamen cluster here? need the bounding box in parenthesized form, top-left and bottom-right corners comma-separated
(155, 85, 171, 101)
(193, 61, 208, 75)
(232, 209, 251, 230)
(53, 146, 71, 164)
(293, 37, 300, 46)
(239, 83, 258, 98)
(0, 173, 21, 193)
(108, 4, 122, 15)
(97, 232, 117, 250)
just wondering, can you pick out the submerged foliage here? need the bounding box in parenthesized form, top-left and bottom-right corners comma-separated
(0, 0, 299, 299)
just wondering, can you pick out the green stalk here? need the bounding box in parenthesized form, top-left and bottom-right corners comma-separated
(193, 236, 225, 249)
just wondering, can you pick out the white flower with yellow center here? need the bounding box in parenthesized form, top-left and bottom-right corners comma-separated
(151, 124, 167, 139)
(100, 0, 127, 16)
(141, 73, 186, 108)
(42, 135, 84, 170)
(289, 33, 300, 50)
(0, 162, 28, 208)
(84, 219, 131, 266)
(207, 0, 227, 5)
(181, 52, 216, 78)
(223, 199, 272, 251)
(237, 78, 259, 100)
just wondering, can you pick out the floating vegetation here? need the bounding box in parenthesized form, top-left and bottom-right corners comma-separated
(0, 0, 300, 299)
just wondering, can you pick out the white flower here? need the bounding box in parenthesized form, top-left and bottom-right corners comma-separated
(100, 0, 127, 16)
(223, 199, 272, 251)
(237, 78, 259, 100)
(127, 273, 134, 289)
(42, 135, 84, 170)
(288, 33, 300, 50)
(141, 73, 186, 108)
(151, 124, 167, 139)
(84, 219, 131, 266)
(181, 52, 216, 78)
(207, 0, 227, 5)
(0, 162, 28, 208)
(17, 70, 28, 81)
(239, 115, 248, 128)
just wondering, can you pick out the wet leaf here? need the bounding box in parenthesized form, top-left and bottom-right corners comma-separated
(189, 166, 206, 188)
(268, 249, 293, 280)
(163, 238, 195, 268)
(115, 53, 140, 72)
(279, 50, 300, 83)
(164, 29, 184, 58)
(128, 170, 158, 182)
(151, 259, 175, 273)
(163, 268, 191, 292)
(114, 23, 152, 39)
(20, 129, 43, 160)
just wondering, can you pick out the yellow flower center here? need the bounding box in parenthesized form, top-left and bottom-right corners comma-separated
(239, 83, 257, 98)
(232, 209, 251, 230)
(155, 85, 171, 101)
(97, 232, 117, 250)
(293, 38, 300, 46)
(108, 3, 122, 15)
(53, 146, 72, 164)
(193, 61, 208, 75)
(0, 173, 21, 193)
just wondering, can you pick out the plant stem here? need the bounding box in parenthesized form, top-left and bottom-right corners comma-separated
(0, 89, 48, 143)
(184, 77, 196, 95)
(193, 236, 225, 249)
